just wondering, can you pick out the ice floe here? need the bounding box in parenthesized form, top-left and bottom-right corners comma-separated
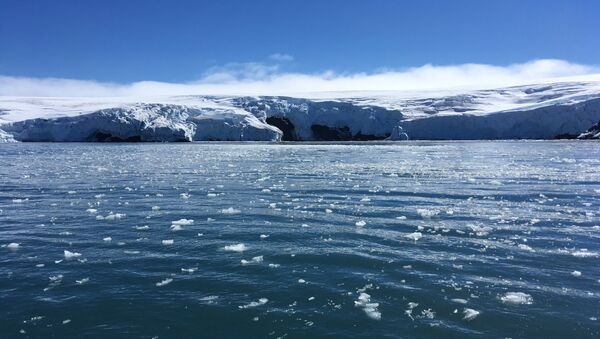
(239, 298, 268, 309)
(354, 292, 381, 320)
(6, 242, 20, 250)
(500, 292, 533, 305)
(64, 250, 82, 259)
(241, 256, 263, 265)
(172, 218, 194, 225)
(221, 207, 241, 215)
(224, 243, 247, 252)
(462, 308, 480, 321)
(156, 278, 173, 287)
(405, 232, 423, 241)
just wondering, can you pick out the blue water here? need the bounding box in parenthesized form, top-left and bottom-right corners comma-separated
(1, 141, 599, 338)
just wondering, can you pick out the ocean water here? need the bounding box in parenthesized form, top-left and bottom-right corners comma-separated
(1, 141, 599, 338)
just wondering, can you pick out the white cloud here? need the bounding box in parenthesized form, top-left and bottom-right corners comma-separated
(0, 59, 598, 97)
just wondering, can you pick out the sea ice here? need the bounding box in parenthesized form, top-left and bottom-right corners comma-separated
(224, 243, 247, 252)
(221, 207, 241, 215)
(64, 250, 82, 259)
(354, 292, 381, 321)
(405, 232, 423, 241)
(241, 256, 263, 265)
(500, 292, 533, 305)
(170, 224, 183, 231)
(239, 298, 268, 309)
(463, 308, 480, 321)
(6, 242, 20, 250)
(172, 219, 194, 225)
(156, 278, 173, 287)
(75, 277, 89, 284)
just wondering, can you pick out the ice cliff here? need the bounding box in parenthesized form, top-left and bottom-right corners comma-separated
(1, 79, 600, 142)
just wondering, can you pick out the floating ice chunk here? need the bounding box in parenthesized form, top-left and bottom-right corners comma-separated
(463, 308, 480, 321)
(239, 298, 268, 309)
(156, 278, 173, 287)
(181, 267, 197, 273)
(268, 263, 280, 268)
(572, 250, 598, 258)
(325, 209, 333, 213)
(170, 224, 183, 231)
(135, 225, 150, 230)
(451, 298, 468, 304)
(12, 198, 28, 203)
(224, 243, 246, 252)
(6, 242, 20, 250)
(396, 216, 407, 220)
(67, 191, 77, 194)
(354, 292, 381, 320)
(417, 208, 439, 219)
(103, 237, 112, 242)
(172, 219, 194, 225)
(518, 244, 535, 252)
(308, 296, 315, 301)
(571, 270, 582, 277)
(64, 250, 82, 259)
(241, 256, 263, 265)
(75, 277, 89, 284)
(151, 206, 160, 211)
(221, 207, 241, 215)
(500, 292, 533, 305)
(260, 234, 269, 239)
(162, 239, 174, 245)
(86, 209, 98, 214)
(405, 232, 423, 241)
(207, 193, 217, 197)
(421, 309, 435, 319)
(44, 274, 64, 291)
(180, 193, 191, 199)
(355, 220, 367, 227)
(62, 319, 71, 324)
(298, 279, 306, 284)
(98, 213, 126, 221)
(199, 295, 219, 302)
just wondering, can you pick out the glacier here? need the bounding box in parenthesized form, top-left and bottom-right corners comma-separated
(1, 78, 600, 142)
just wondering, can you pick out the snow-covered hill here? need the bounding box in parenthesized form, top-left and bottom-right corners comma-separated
(1, 78, 600, 142)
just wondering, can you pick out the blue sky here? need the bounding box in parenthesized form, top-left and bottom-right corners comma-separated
(1, 0, 598, 84)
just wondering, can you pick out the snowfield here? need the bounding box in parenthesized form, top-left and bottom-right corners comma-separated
(1, 78, 600, 141)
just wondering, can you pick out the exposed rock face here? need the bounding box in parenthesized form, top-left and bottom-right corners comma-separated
(266, 116, 297, 141)
(578, 120, 600, 139)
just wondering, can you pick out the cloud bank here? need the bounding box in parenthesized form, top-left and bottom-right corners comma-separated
(0, 59, 598, 98)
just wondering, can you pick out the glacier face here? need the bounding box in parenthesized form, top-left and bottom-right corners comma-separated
(1, 78, 600, 142)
